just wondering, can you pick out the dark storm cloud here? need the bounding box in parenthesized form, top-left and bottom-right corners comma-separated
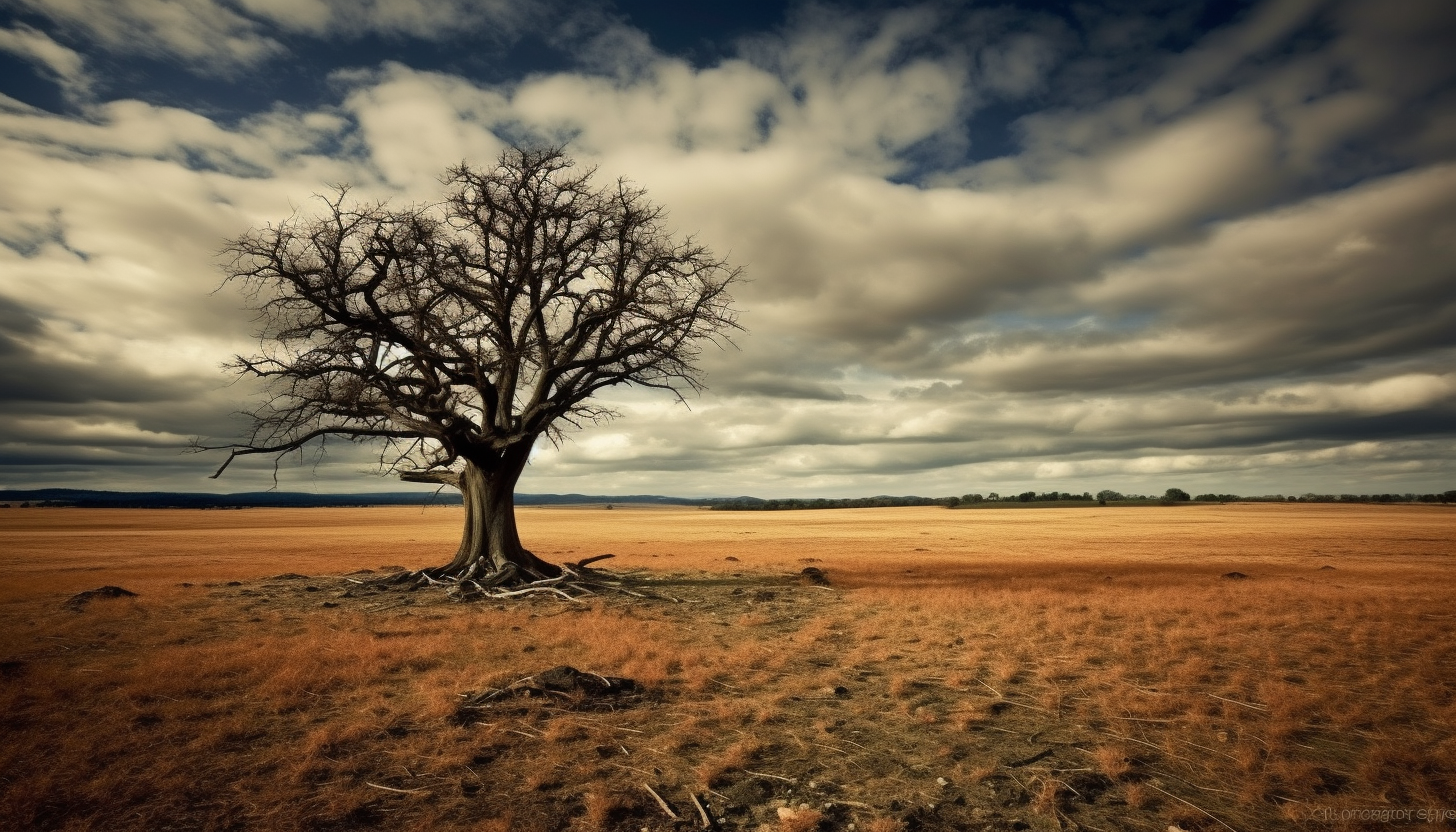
(0, 294, 199, 405)
(0, 0, 1453, 495)
(0, 293, 41, 341)
(0, 288, 254, 489)
(714, 375, 853, 402)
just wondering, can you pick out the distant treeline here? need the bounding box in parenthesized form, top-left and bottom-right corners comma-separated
(951, 488, 1456, 506)
(705, 495, 952, 511)
(1190, 492, 1456, 504)
(711, 488, 1456, 510)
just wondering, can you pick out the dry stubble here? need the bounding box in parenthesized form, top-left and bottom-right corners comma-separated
(0, 503, 1452, 831)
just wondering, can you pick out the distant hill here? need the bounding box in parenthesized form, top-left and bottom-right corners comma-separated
(0, 488, 707, 509)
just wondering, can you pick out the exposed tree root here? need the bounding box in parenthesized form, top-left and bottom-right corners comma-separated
(373, 555, 671, 602)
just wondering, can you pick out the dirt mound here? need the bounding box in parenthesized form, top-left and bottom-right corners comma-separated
(64, 585, 138, 610)
(800, 566, 830, 585)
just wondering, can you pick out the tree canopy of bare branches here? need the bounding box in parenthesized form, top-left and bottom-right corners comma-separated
(206, 146, 740, 582)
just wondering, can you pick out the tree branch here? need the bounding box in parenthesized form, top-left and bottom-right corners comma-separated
(207, 146, 740, 485)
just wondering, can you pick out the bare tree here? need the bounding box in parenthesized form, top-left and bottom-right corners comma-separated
(205, 147, 740, 585)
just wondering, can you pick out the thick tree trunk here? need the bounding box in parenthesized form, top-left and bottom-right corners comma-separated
(402, 443, 559, 583)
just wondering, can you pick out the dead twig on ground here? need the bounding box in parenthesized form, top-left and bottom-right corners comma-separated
(686, 790, 712, 829)
(642, 784, 678, 819)
(744, 770, 796, 783)
(1148, 768, 1240, 796)
(1207, 693, 1268, 711)
(364, 782, 429, 794)
(1145, 783, 1240, 832)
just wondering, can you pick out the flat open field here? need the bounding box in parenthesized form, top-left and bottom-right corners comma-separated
(2, 504, 1453, 831)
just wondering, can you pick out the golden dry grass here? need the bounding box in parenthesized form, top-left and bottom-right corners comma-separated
(1, 502, 1453, 831)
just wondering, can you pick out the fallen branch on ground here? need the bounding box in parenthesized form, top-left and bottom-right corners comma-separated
(642, 784, 678, 819)
(686, 790, 712, 829)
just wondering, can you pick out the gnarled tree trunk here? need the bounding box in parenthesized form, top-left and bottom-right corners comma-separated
(401, 443, 560, 583)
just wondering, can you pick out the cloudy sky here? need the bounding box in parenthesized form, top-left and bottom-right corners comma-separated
(1, 0, 1453, 498)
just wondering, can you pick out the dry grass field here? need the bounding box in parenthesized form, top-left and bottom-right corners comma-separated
(1, 503, 1453, 831)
